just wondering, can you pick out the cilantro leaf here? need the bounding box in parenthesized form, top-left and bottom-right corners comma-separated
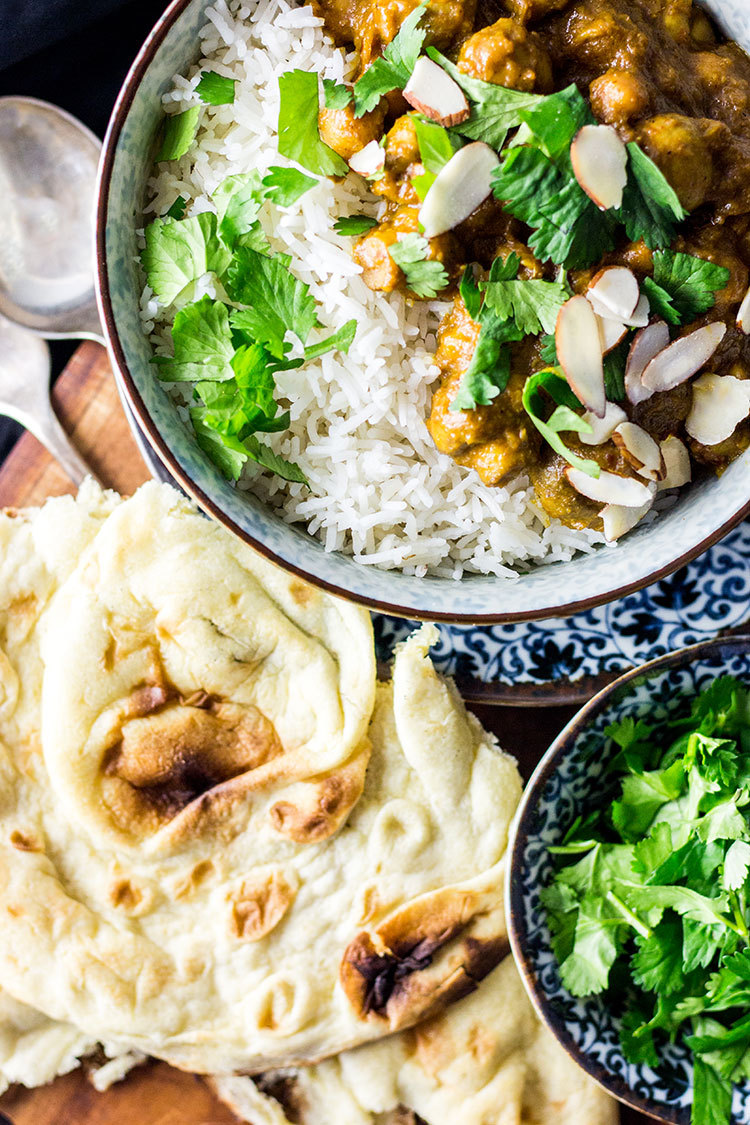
(241, 433, 307, 483)
(211, 172, 269, 251)
(412, 115, 462, 199)
(517, 84, 593, 158)
(388, 233, 449, 298)
(692, 1055, 733, 1125)
(322, 78, 352, 110)
(155, 106, 200, 162)
(641, 276, 681, 326)
(459, 265, 482, 320)
(611, 760, 685, 841)
(196, 70, 236, 106)
(559, 896, 621, 996)
(603, 337, 629, 402)
(632, 918, 685, 996)
(155, 295, 234, 382)
(723, 841, 750, 892)
(450, 325, 519, 410)
(262, 166, 317, 206)
(427, 48, 543, 150)
(278, 70, 348, 176)
(226, 245, 320, 357)
(619, 143, 688, 250)
(522, 368, 599, 476)
(190, 407, 248, 479)
(333, 215, 378, 236)
(304, 318, 357, 360)
(650, 250, 731, 324)
(165, 196, 187, 220)
(353, 3, 427, 116)
(141, 212, 231, 306)
(539, 333, 558, 365)
(481, 276, 569, 336)
(620, 1005, 661, 1068)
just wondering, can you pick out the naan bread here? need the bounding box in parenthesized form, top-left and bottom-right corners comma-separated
(0, 482, 519, 1074)
(212, 954, 618, 1125)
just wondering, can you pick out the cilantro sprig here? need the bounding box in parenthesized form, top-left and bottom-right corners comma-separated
(388, 233, 449, 299)
(353, 2, 428, 116)
(543, 675, 750, 1125)
(277, 70, 348, 176)
(642, 250, 731, 327)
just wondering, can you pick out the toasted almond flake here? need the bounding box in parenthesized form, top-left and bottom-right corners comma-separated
(613, 421, 665, 480)
(419, 142, 499, 238)
(597, 314, 628, 355)
(625, 321, 670, 405)
(587, 267, 640, 322)
(657, 435, 692, 490)
(348, 140, 384, 177)
(738, 284, 750, 335)
(686, 372, 750, 446)
(403, 56, 470, 127)
(602, 493, 655, 541)
(570, 125, 629, 211)
(627, 293, 651, 328)
(579, 401, 628, 446)
(556, 295, 606, 418)
(565, 466, 655, 507)
(642, 322, 727, 393)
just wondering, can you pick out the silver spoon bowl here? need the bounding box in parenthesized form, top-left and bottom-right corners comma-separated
(0, 97, 103, 342)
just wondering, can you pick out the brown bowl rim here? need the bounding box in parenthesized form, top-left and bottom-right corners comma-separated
(94, 0, 750, 625)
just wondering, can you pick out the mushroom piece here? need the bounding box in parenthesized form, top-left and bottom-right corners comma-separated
(570, 125, 629, 211)
(403, 56, 470, 127)
(556, 296, 606, 418)
(419, 142, 499, 238)
(686, 373, 750, 446)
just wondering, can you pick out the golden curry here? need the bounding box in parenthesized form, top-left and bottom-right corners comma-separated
(310, 0, 750, 534)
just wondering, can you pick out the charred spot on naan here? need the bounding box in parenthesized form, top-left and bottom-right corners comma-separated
(100, 695, 284, 836)
(340, 885, 509, 1028)
(268, 740, 370, 844)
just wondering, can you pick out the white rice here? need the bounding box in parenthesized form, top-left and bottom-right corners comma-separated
(141, 0, 606, 578)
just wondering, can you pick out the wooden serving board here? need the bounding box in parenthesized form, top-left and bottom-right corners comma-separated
(0, 343, 642, 1124)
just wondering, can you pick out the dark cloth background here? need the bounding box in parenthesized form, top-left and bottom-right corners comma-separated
(0, 0, 164, 464)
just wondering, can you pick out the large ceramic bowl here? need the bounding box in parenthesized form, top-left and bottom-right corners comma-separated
(507, 636, 750, 1122)
(96, 0, 750, 624)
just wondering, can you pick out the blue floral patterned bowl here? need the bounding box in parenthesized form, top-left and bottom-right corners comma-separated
(96, 0, 750, 625)
(507, 636, 750, 1123)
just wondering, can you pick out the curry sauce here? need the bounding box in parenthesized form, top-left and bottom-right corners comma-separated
(312, 0, 750, 533)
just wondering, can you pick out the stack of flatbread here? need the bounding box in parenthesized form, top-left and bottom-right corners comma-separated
(0, 480, 616, 1124)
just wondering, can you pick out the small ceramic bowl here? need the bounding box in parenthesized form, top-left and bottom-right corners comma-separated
(96, 0, 750, 625)
(506, 636, 750, 1123)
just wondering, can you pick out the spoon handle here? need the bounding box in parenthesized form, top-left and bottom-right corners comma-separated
(17, 401, 92, 487)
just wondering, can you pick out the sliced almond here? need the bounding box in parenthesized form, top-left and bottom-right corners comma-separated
(627, 293, 651, 329)
(579, 401, 628, 446)
(419, 142, 499, 238)
(657, 435, 692, 490)
(686, 372, 750, 446)
(348, 140, 385, 177)
(570, 124, 629, 211)
(556, 296, 606, 418)
(587, 267, 640, 323)
(565, 466, 655, 507)
(403, 56, 470, 127)
(625, 321, 670, 405)
(613, 421, 665, 481)
(737, 284, 750, 335)
(597, 314, 628, 355)
(641, 322, 727, 393)
(602, 493, 655, 542)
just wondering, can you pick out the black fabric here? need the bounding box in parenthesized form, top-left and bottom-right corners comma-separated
(0, 0, 164, 465)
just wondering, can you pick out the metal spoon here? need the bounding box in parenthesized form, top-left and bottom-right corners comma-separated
(0, 96, 103, 342)
(0, 315, 89, 485)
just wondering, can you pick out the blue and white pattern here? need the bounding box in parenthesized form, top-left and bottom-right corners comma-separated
(374, 519, 750, 692)
(509, 641, 750, 1123)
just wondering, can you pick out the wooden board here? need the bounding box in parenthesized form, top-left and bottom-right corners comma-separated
(0, 343, 643, 1124)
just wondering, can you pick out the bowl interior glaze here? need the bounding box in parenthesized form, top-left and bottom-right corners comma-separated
(507, 636, 750, 1123)
(96, 0, 750, 624)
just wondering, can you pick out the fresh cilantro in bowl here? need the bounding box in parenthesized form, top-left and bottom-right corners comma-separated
(544, 675, 750, 1125)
